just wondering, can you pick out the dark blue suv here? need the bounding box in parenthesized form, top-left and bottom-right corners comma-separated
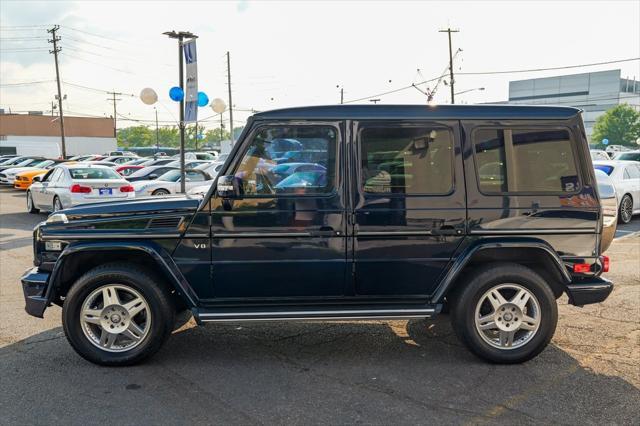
(21, 105, 613, 365)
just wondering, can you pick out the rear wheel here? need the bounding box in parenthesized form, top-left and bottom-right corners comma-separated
(62, 264, 175, 366)
(619, 194, 633, 224)
(26, 191, 39, 214)
(152, 188, 170, 196)
(450, 263, 557, 364)
(52, 196, 63, 212)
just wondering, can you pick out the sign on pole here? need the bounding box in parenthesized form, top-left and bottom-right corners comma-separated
(183, 39, 198, 123)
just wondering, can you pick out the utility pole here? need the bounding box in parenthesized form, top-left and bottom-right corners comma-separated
(106, 91, 124, 138)
(439, 27, 459, 104)
(154, 107, 159, 155)
(48, 25, 66, 158)
(226, 51, 234, 143)
(336, 85, 344, 104)
(163, 30, 196, 193)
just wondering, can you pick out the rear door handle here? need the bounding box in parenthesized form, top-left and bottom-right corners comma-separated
(313, 226, 341, 237)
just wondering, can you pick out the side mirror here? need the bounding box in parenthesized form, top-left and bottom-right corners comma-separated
(32, 175, 43, 182)
(148, 174, 158, 180)
(217, 175, 242, 199)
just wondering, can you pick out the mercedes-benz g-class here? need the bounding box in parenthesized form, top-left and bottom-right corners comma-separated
(21, 105, 613, 365)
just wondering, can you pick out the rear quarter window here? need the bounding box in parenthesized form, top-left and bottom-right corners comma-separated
(473, 127, 580, 194)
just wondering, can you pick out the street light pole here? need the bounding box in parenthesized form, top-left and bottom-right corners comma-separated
(163, 30, 196, 193)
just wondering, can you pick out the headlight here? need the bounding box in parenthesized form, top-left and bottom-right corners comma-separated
(46, 213, 68, 224)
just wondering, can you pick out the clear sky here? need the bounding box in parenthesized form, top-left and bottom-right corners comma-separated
(1, 0, 639, 130)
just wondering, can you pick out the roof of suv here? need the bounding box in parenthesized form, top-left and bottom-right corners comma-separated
(252, 104, 581, 121)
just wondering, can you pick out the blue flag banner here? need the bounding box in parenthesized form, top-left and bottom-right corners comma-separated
(183, 40, 198, 123)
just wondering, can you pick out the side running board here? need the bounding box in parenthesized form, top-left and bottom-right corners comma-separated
(193, 306, 441, 324)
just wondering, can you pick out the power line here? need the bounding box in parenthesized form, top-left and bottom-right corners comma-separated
(343, 74, 447, 104)
(458, 57, 640, 76)
(0, 80, 55, 87)
(60, 25, 127, 44)
(59, 52, 137, 75)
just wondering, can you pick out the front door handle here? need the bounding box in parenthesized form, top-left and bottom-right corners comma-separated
(431, 225, 464, 236)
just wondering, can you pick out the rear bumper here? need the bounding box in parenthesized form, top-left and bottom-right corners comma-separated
(566, 276, 613, 306)
(21, 267, 50, 318)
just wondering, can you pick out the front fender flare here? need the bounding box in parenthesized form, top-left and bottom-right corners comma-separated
(431, 238, 572, 303)
(44, 241, 199, 308)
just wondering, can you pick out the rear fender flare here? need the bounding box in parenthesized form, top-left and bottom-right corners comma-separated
(44, 241, 198, 308)
(432, 238, 572, 303)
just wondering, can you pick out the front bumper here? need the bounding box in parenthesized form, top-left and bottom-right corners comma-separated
(21, 267, 50, 318)
(566, 276, 614, 306)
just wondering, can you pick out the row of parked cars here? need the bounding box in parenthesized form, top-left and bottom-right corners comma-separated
(589, 149, 640, 225)
(0, 151, 226, 213)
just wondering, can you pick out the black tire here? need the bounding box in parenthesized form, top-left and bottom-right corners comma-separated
(53, 196, 63, 212)
(62, 263, 175, 366)
(618, 194, 633, 224)
(450, 262, 558, 364)
(26, 191, 39, 214)
(152, 188, 170, 196)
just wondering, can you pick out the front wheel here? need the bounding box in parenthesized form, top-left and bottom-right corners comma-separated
(450, 263, 558, 364)
(27, 191, 39, 214)
(619, 194, 633, 224)
(62, 264, 175, 366)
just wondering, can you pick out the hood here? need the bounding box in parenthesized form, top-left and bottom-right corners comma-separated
(17, 169, 47, 177)
(58, 195, 201, 220)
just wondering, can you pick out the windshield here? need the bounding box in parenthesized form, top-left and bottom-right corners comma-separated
(156, 169, 181, 182)
(32, 160, 54, 168)
(594, 164, 614, 176)
(1, 157, 25, 165)
(70, 167, 122, 180)
(616, 152, 640, 161)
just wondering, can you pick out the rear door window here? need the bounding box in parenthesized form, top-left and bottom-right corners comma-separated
(359, 125, 454, 195)
(473, 128, 580, 193)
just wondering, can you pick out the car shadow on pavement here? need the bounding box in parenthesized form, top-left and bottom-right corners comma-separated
(1, 318, 638, 425)
(0, 211, 44, 233)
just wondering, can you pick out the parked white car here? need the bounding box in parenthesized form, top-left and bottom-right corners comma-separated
(0, 159, 60, 185)
(593, 160, 640, 224)
(131, 169, 213, 196)
(27, 164, 135, 213)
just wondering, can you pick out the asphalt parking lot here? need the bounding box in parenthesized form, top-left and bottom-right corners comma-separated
(0, 186, 638, 425)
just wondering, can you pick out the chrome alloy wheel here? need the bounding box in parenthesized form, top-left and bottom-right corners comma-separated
(620, 195, 633, 223)
(80, 285, 151, 352)
(474, 283, 541, 350)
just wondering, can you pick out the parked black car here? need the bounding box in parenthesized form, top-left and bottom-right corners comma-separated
(22, 105, 612, 366)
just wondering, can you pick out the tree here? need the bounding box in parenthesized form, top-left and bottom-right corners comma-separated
(117, 126, 153, 147)
(591, 104, 640, 148)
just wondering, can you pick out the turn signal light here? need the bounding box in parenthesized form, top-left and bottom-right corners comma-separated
(119, 185, 135, 193)
(573, 263, 591, 273)
(601, 255, 610, 273)
(70, 184, 92, 193)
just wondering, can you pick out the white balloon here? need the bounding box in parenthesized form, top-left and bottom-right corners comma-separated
(140, 88, 158, 105)
(211, 98, 226, 113)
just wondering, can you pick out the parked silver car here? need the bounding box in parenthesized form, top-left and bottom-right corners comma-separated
(27, 164, 135, 213)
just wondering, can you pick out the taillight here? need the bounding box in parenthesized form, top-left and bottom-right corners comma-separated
(601, 255, 610, 273)
(70, 184, 92, 193)
(119, 185, 134, 192)
(573, 263, 591, 273)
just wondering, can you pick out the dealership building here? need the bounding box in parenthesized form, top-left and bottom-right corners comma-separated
(507, 69, 640, 140)
(0, 113, 116, 157)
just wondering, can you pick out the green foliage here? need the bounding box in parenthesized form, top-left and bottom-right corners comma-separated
(117, 123, 244, 149)
(592, 104, 640, 148)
